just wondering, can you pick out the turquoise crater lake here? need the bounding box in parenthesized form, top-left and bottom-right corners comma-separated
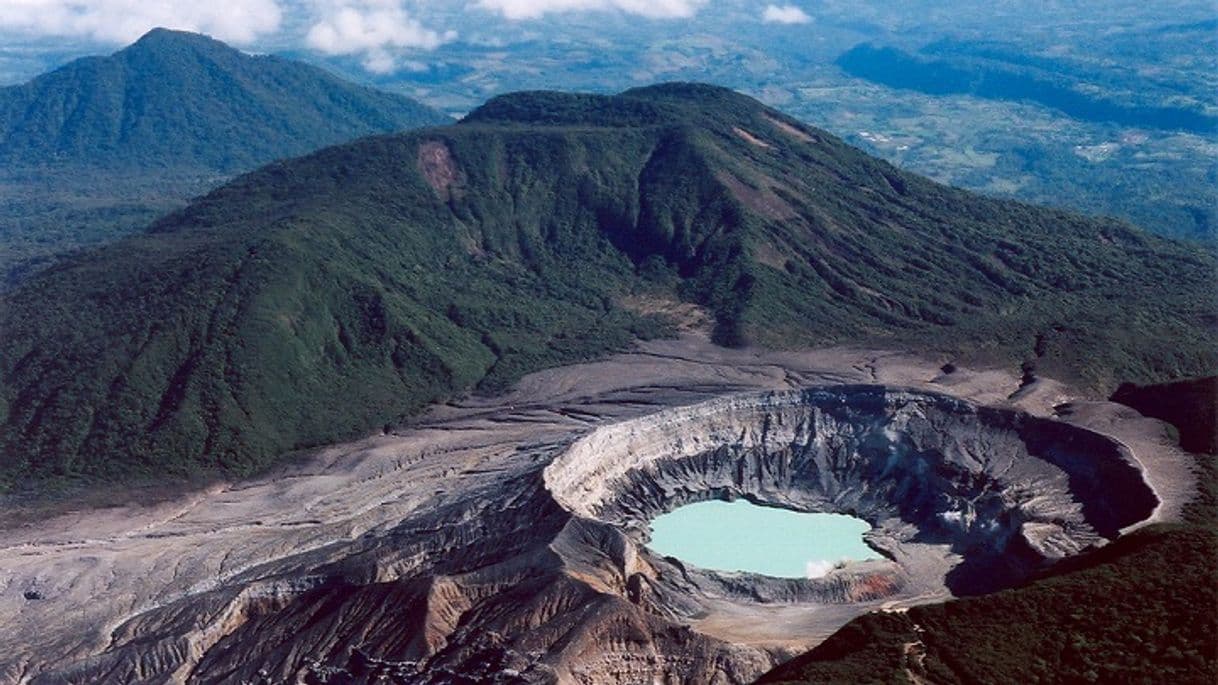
(646, 500, 881, 578)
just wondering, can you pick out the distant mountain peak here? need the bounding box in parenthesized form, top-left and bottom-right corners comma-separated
(128, 27, 226, 47)
(121, 27, 250, 59)
(0, 31, 450, 171)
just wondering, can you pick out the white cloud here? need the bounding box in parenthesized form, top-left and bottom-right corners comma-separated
(306, 1, 456, 73)
(762, 4, 811, 24)
(0, 0, 283, 44)
(805, 559, 835, 578)
(476, 0, 706, 20)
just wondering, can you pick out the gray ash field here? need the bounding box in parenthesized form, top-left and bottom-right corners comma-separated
(0, 339, 1196, 683)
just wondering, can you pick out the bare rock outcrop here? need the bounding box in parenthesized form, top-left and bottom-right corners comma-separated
(5, 342, 1181, 685)
(547, 387, 1156, 599)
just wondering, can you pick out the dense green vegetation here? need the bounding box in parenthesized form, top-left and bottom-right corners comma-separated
(0, 28, 450, 286)
(0, 167, 221, 287)
(1, 83, 1214, 491)
(0, 28, 449, 171)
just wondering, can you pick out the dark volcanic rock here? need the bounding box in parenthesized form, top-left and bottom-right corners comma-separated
(1112, 377, 1218, 454)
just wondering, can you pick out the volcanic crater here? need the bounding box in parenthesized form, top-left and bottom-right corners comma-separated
(544, 386, 1158, 616)
(0, 344, 1184, 685)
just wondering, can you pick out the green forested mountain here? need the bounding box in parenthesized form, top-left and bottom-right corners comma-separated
(0, 28, 450, 286)
(0, 83, 1213, 488)
(0, 28, 449, 171)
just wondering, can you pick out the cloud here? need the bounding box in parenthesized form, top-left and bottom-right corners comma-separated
(0, 0, 283, 44)
(476, 0, 707, 20)
(305, 1, 456, 73)
(762, 4, 811, 24)
(805, 560, 835, 578)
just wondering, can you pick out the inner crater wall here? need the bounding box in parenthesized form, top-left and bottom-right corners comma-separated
(543, 386, 1158, 593)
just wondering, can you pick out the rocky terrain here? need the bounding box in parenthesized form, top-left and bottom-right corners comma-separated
(0, 338, 1194, 684)
(549, 386, 1156, 601)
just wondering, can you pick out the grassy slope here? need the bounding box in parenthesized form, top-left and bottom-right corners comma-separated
(0, 83, 1214, 490)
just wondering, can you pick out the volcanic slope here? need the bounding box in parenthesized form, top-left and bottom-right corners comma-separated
(1, 83, 1214, 488)
(0, 28, 450, 283)
(0, 28, 449, 171)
